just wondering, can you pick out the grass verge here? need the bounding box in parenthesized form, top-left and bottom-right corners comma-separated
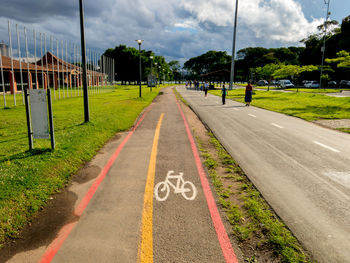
(0, 85, 160, 247)
(196, 132, 311, 262)
(209, 88, 350, 121)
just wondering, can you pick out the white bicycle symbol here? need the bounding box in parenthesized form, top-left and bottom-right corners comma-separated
(154, 171, 197, 201)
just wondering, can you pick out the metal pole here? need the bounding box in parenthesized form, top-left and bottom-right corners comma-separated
(112, 57, 114, 87)
(138, 43, 142, 97)
(47, 88, 55, 150)
(150, 56, 153, 91)
(229, 0, 239, 90)
(24, 27, 30, 92)
(44, 34, 50, 92)
(320, 0, 330, 89)
(40, 33, 44, 89)
(79, 0, 90, 122)
(51, 36, 56, 99)
(56, 39, 61, 99)
(91, 51, 94, 93)
(87, 49, 90, 95)
(16, 24, 24, 104)
(24, 88, 33, 150)
(34, 30, 38, 91)
(66, 41, 69, 97)
(8, 20, 16, 106)
(0, 48, 6, 108)
(69, 42, 72, 97)
(96, 52, 98, 93)
(74, 44, 77, 96)
(62, 40, 65, 98)
(76, 46, 79, 96)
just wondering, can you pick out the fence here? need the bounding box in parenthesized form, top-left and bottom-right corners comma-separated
(0, 20, 115, 108)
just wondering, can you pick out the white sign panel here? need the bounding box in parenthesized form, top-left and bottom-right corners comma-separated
(30, 89, 50, 139)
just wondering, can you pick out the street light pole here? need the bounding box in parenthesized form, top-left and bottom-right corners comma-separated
(136, 40, 143, 97)
(320, 0, 330, 89)
(79, 0, 89, 122)
(150, 55, 153, 91)
(229, 0, 239, 90)
(154, 62, 158, 87)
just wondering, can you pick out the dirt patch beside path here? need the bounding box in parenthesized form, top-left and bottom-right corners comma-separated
(313, 119, 350, 130)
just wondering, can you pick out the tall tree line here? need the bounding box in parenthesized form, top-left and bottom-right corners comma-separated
(103, 45, 178, 84)
(184, 14, 350, 82)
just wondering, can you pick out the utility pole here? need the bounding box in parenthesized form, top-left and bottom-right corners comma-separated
(229, 0, 239, 90)
(79, 0, 89, 122)
(320, 0, 330, 89)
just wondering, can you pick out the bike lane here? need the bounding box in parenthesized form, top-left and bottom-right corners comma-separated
(142, 87, 237, 262)
(13, 87, 238, 262)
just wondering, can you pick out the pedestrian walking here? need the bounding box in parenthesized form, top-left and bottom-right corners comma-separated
(204, 81, 209, 97)
(245, 81, 253, 106)
(221, 84, 227, 105)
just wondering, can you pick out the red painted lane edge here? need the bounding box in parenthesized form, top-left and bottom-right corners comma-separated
(175, 94, 239, 263)
(39, 106, 152, 263)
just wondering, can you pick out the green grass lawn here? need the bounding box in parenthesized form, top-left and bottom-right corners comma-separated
(0, 85, 160, 246)
(0, 85, 116, 109)
(210, 88, 350, 121)
(284, 88, 349, 93)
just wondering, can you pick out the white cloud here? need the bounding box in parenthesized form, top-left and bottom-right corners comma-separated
(0, 0, 325, 63)
(180, 0, 323, 43)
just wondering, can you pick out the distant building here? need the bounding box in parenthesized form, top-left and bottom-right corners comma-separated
(1, 51, 105, 94)
(0, 41, 9, 57)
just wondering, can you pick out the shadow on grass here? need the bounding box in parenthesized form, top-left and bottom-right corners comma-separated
(281, 105, 346, 117)
(0, 148, 52, 163)
(254, 96, 289, 101)
(0, 136, 27, 144)
(54, 121, 93, 132)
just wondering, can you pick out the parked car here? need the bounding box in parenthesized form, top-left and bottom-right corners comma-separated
(270, 80, 278, 85)
(279, 79, 294, 88)
(328, 81, 338, 88)
(339, 80, 350, 89)
(304, 81, 319, 88)
(302, 80, 310, 87)
(256, 80, 268, 86)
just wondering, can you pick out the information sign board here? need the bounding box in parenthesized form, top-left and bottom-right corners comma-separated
(29, 89, 50, 139)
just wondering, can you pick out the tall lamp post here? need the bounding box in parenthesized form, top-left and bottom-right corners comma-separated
(135, 39, 143, 97)
(79, 0, 89, 122)
(150, 55, 153, 91)
(229, 0, 239, 90)
(320, 0, 330, 89)
(154, 62, 158, 87)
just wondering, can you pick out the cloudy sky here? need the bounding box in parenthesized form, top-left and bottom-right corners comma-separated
(0, 0, 349, 64)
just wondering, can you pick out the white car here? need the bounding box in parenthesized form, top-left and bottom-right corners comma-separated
(279, 79, 294, 88)
(304, 81, 319, 88)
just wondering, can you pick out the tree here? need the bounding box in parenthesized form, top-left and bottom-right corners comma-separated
(169, 61, 181, 82)
(235, 47, 305, 81)
(103, 45, 169, 84)
(255, 64, 281, 90)
(184, 50, 231, 77)
(273, 65, 318, 83)
(326, 50, 350, 68)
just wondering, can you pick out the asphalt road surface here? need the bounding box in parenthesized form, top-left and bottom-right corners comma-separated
(177, 86, 350, 263)
(3, 87, 238, 263)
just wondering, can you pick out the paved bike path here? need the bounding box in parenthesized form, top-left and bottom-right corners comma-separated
(25, 87, 238, 262)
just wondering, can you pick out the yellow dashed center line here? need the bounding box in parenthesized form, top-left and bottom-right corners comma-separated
(139, 113, 164, 263)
